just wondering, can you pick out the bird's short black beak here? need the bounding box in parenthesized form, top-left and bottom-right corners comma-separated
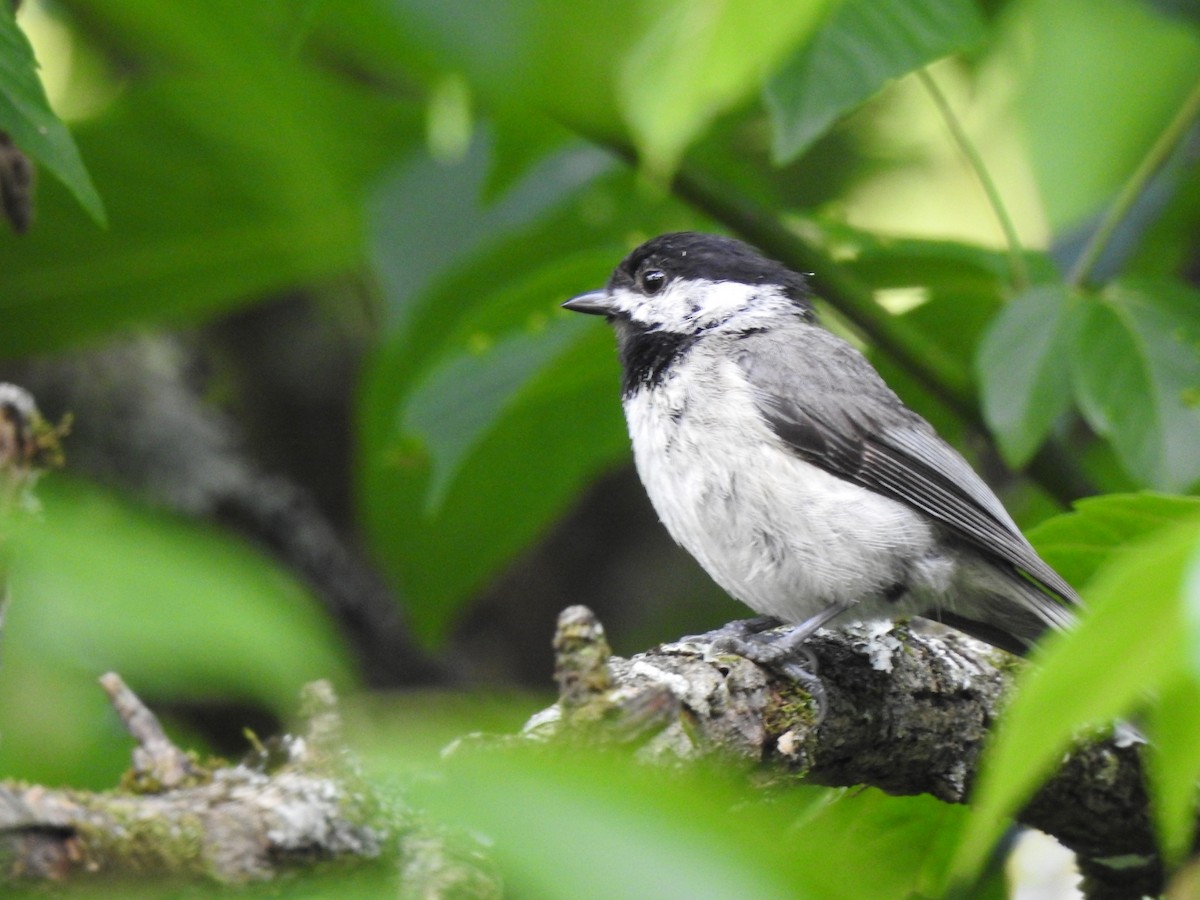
(562, 289, 613, 316)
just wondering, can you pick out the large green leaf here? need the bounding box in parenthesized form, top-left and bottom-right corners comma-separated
(1027, 492, 1200, 590)
(360, 146, 710, 644)
(953, 515, 1200, 881)
(766, 0, 986, 163)
(360, 287, 630, 646)
(384, 738, 1004, 899)
(1070, 280, 1200, 492)
(619, 0, 832, 177)
(366, 0, 832, 180)
(1008, 0, 1200, 231)
(0, 0, 421, 357)
(0, 5, 104, 225)
(419, 751, 808, 899)
(1146, 675, 1200, 862)
(402, 314, 595, 513)
(976, 284, 1078, 467)
(1, 478, 354, 787)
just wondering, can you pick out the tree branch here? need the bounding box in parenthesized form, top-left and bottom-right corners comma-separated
(532, 606, 1160, 899)
(0, 677, 383, 885)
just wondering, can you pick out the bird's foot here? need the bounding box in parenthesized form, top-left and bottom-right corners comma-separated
(709, 628, 827, 724)
(678, 615, 783, 646)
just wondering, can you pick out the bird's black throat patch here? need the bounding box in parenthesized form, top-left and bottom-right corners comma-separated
(618, 326, 698, 397)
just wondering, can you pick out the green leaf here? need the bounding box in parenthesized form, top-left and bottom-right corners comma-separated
(1145, 675, 1200, 863)
(1010, 0, 1200, 230)
(360, 144, 627, 645)
(398, 745, 1001, 899)
(788, 788, 992, 898)
(360, 144, 706, 646)
(402, 314, 593, 513)
(0, 1, 422, 358)
(953, 515, 1200, 881)
(362, 309, 629, 646)
(0, 6, 105, 225)
(765, 0, 986, 163)
(1027, 492, 1200, 591)
(1, 478, 354, 786)
(1070, 280, 1200, 492)
(976, 284, 1078, 467)
(356, 0, 637, 168)
(350, 693, 1000, 897)
(368, 137, 612, 337)
(620, 0, 832, 177)
(417, 751, 807, 899)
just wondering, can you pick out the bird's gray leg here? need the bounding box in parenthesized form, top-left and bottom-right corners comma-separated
(709, 601, 855, 724)
(680, 615, 782, 645)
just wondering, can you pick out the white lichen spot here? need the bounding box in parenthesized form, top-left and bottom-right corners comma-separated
(629, 659, 695, 707)
(776, 729, 799, 758)
(859, 621, 902, 672)
(629, 660, 690, 695)
(521, 705, 562, 740)
(659, 636, 712, 655)
(635, 720, 699, 763)
(1112, 721, 1146, 748)
(286, 736, 308, 762)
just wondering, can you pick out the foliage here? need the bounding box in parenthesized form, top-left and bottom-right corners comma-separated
(0, 3, 102, 224)
(0, 0, 1198, 893)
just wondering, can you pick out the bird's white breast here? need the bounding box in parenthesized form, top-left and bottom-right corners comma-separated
(621, 342, 939, 623)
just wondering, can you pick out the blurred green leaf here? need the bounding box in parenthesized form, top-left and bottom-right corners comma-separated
(976, 284, 1078, 467)
(954, 515, 1200, 881)
(789, 788, 995, 898)
(402, 313, 593, 513)
(368, 138, 613, 336)
(0, 478, 354, 786)
(1070, 279, 1200, 492)
(350, 693, 1002, 897)
(362, 311, 629, 646)
(1146, 675, 1200, 863)
(1011, 0, 1200, 231)
(0, 1, 422, 357)
(366, 0, 640, 164)
(361, 145, 705, 645)
(620, 0, 832, 177)
(402, 744, 998, 899)
(836, 229, 1056, 291)
(417, 750, 809, 899)
(0, 5, 105, 225)
(765, 0, 986, 163)
(1027, 492, 1200, 590)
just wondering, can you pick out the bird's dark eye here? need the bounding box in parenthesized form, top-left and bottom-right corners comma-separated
(639, 268, 667, 295)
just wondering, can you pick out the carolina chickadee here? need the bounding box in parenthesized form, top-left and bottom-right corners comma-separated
(563, 232, 1077, 672)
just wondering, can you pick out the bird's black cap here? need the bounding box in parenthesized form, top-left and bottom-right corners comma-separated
(610, 232, 811, 308)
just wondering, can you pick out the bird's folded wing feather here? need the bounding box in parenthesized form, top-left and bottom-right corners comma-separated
(735, 328, 1079, 606)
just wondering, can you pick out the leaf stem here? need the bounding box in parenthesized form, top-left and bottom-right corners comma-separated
(1067, 76, 1200, 288)
(918, 69, 1029, 292)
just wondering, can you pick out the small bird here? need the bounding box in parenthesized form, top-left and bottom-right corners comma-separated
(563, 231, 1077, 675)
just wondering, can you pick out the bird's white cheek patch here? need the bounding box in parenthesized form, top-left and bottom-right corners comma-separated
(618, 280, 760, 332)
(686, 280, 759, 328)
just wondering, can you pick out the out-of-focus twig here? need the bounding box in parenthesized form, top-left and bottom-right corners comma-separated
(0, 678, 387, 885)
(0, 383, 66, 653)
(0, 383, 65, 517)
(0, 133, 34, 234)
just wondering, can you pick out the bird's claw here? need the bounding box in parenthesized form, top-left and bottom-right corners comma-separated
(709, 632, 827, 724)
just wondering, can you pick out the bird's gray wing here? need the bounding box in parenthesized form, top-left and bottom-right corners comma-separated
(735, 327, 1079, 607)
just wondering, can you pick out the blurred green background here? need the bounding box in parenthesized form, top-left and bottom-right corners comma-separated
(0, 0, 1198, 894)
